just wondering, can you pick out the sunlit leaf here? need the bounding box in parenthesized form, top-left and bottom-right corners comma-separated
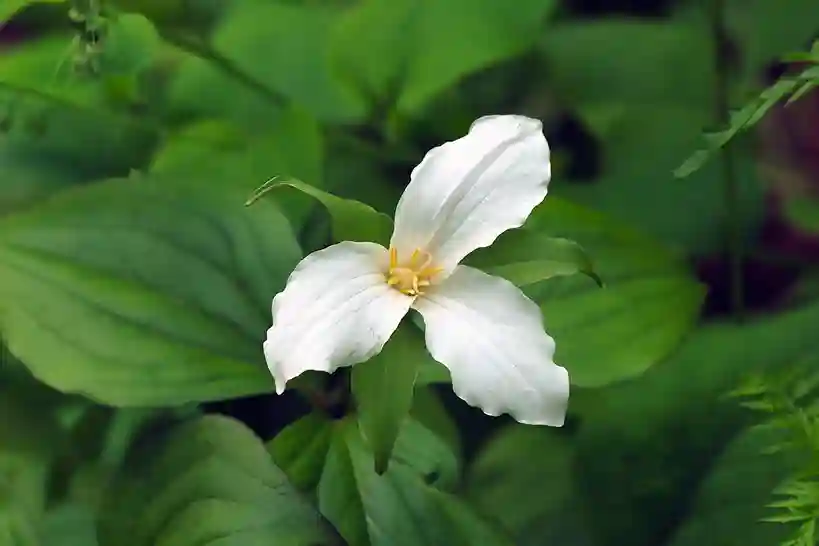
(332, 0, 557, 114)
(169, 1, 366, 125)
(466, 230, 602, 287)
(523, 197, 704, 387)
(247, 178, 393, 246)
(0, 174, 301, 405)
(99, 12, 161, 76)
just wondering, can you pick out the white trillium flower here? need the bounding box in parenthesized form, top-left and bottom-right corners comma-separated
(264, 115, 570, 426)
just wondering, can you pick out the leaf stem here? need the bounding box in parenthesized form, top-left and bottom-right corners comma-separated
(159, 30, 288, 108)
(711, 0, 744, 321)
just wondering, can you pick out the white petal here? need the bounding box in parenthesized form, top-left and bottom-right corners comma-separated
(412, 266, 568, 426)
(391, 115, 551, 272)
(264, 241, 413, 394)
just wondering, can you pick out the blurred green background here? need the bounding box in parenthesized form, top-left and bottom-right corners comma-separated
(2, 0, 819, 545)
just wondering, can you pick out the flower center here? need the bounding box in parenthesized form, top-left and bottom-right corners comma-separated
(386, 247, 443, 296)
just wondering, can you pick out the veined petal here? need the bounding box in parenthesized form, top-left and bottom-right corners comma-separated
(264, 241, 413, 393)
(412, 266, 568, 425)
(391, 115, 551, 272)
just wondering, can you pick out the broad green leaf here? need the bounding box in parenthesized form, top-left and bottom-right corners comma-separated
(352, 323, 423, 474)
(539, 19, 763, 252)
(332, 0, 556, 115)
(0, 147, 87, 215)
(169, 0, 366, 126)
(152, 109, 322, 186)
(726, 0, 819, 81)
(572, 303, 819, 546)
(98, 12, 161, 76)
(104, 0, 222, 26)
(539, 20, 714, 109)
(467, 425, 596, 546)
(1, 0, 26, 25)
(0, 34, 157, 176)
(524, 197, 704, 387)
(410, 387, 461, 461)
(247, 179, 393, 246)
(323, 144, 404, 217)
(55, 407, 170, 509)
(97, 415, 343, 546)
(666, 425, 801, 546)
(151, 107, 325, 228)
(0, 174, 301, 406)
(270, 416, 507, 546)
(0, 384, 63, 546)
(466, 230, 602, 287)
(558, 104, 764, 254)
(40, 504, 97, 546)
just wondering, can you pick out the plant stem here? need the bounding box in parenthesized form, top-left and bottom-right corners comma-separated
(711, 0, 744, 321)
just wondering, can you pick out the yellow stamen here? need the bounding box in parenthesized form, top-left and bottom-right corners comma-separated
(385, 247, 441, 296)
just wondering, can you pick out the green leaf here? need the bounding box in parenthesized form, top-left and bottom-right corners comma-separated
(539, 20, 715, 109)
(467, 425, 597, 546)
(726, 0, 819, 81)
(409, 387, 461, 461)
(571, 303, 819, 546)
(523, 197, 704, 387)
(666, 425, 801, 546)
(97, 415, 343, 546)
(99, 12, 161, 76)
(0, 0, 26, 25)
(271, 415, 508, 546)
(0, 147, 87, 215)
(0, 34, 157, 176)
(151, 107, 325, 229)
(40, 504, 97, 546)
(466, 229, 602, 287)
(0, 174, 301, 406)
(782, 194, 819, 234)
(675, 66, 819, 178)
(0, 384, 63, 546)
(352, 323, 423, 474)
(169, 0, 366, 126)
(331, 0, 557, 114)
(559, 103, 763, 253)
(540, 18, 764, 252)
(247, 178, 393, 246)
